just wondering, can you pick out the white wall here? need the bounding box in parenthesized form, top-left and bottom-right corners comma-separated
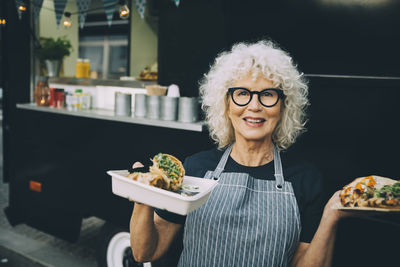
(38, 0, 78, 77)
(129, 2, 158, 78)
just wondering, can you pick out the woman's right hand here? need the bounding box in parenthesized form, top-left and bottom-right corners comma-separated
(129, 161, 182, 262)
(128, 161, 146, 203)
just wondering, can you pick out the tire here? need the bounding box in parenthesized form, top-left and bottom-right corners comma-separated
(97, 222, 152, 267)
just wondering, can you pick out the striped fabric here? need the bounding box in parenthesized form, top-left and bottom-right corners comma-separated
(53, 0, 68, 27)
(76, 0, 91, 29)
(32, 0, 44, 23)
(102, 0, 117, 26)
(134, 0, 146, 19)
(179, 145, 301, 267)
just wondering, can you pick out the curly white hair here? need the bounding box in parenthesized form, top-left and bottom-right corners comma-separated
(199, 40, 309, 150)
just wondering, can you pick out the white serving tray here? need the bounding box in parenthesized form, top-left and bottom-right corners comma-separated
(107, 170, 218, 215)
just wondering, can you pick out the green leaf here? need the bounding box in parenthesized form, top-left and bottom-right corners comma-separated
(36, 36, 72, 60)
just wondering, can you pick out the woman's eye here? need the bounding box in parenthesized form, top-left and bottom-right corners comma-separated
(237, 90, 249, 96)
(261, 91, 273, 97)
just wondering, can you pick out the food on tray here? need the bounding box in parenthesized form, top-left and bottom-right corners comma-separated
(138, 62, 158, 81)
(339, 176, 400, 209)
(127, 172, 165, 188)
(127, 153, 185, 191)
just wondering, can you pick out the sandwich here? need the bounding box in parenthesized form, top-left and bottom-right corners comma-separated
(339, 175, 400, 209)
(127, 153, 185, 191)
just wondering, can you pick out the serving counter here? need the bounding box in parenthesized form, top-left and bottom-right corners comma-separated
(16, 103, 205, 132)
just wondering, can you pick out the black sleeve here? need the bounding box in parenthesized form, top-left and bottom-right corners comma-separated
(299, 168, 325, 243)
(154, 157, 192, 224)
(155, 209, 186, 224)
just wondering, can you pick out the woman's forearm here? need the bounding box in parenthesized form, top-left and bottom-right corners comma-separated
(295, 212, 339, 267)
(130, 203, 158, 262)
(291, 190, 346, 267)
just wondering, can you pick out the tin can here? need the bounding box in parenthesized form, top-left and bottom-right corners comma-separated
(134, 94, 147, 117)
(115, 92, 132, 116)
(146, 95, 161, 119)
(178, 97, 199, 122)
(161, 96, 178, 121)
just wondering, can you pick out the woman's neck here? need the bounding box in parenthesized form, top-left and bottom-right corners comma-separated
(230, 139, 274, 167)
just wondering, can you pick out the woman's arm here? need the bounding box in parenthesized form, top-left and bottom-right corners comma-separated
(290, 191, 343, 267)
(130, 203, 182, 262)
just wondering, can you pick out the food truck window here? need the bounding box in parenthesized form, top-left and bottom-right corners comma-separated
(36, 0, 158, 80)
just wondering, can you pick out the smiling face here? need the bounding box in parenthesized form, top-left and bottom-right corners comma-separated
(227, 73, 282, 146)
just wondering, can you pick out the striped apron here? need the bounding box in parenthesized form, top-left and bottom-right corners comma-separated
(178, 144, 301, 267)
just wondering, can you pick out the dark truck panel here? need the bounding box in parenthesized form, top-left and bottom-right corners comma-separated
(5, 109, 212, 241)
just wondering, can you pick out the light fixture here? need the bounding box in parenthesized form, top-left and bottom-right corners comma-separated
(62, 12, 72, 28)
(16, 0, 27, 19)
(119, 0, 130, 19)
(17, 1, 27, 13)
(0, 18, 6, 26)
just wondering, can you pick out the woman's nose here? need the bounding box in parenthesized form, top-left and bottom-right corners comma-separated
(247, 94, 262, 110)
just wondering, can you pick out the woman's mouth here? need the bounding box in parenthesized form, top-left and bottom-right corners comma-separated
(243, 117, 266, 127)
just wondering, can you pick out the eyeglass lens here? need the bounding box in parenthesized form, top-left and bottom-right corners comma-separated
(232, 88, 280, 107)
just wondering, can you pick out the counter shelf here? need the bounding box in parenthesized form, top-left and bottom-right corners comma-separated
(16, 103, 205, 132)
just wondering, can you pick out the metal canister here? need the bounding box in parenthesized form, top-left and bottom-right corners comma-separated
(114, 92, 132, 117)
(160, 96, 178, 121)
(135, 94, 147, 117)
(146, 95, 161, 119)
(134, 94, 147, 117)
(178, 97, 199, 123)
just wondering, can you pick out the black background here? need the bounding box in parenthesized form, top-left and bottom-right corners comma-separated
(1, 0, 400, 266)
(158, 0, 400, 95)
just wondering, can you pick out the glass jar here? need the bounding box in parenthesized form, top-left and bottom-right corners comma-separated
(83, 59, 91, 78)
(34, 77, 50, 106)
(75, 58, 84, 78)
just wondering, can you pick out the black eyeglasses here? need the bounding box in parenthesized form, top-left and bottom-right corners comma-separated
(228, 87, 284, 107)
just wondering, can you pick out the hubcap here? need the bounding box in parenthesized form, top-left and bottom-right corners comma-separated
(106, 232, 152, 267)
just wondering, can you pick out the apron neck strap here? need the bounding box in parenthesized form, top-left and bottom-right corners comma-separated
(211, 143, 285, 188)
(273, 145, 284, 189)
(211, 144, 233, 180)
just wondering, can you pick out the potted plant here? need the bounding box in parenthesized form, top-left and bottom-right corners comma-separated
(36, 36, 72, 77)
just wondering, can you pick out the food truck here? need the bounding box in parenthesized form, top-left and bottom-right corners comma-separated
(1, 0, 399, 266)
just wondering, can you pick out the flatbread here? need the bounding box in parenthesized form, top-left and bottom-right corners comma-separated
(127, 172, 169, 190)
(339, 175, 400, 209)
(149, 153, 185, 191)
(127, 153, 185, 191)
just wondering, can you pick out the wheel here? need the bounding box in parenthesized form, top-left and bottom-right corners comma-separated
(97, 222, 152, 267)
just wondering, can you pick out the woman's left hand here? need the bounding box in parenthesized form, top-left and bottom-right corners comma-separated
(322, 191, 348, 224)
(323, 190, 380, 225)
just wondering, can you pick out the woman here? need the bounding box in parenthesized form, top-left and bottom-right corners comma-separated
(130, 40, 345, 267)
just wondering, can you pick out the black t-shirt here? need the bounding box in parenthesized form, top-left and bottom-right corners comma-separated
(155, 147, 324, 243)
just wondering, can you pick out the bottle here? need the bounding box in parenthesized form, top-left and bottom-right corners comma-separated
(75, 58, 84, 78)
(55, 88, 65, 109)
(82, 93, 91, 110)
(34, 76, 50, 106)
(83, 59, 91, 78)
(65, 92, 73, 111)
(73, 89, 83, 110)
(49, 87, 56, 107)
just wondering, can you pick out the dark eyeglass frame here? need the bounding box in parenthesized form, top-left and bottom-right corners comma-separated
(228, 87, 285, 107)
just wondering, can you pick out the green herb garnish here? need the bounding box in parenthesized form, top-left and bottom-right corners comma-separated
(155, 153, 182, 180)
